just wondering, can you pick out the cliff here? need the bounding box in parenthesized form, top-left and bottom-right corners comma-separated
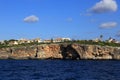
(0, 43, 120, 60)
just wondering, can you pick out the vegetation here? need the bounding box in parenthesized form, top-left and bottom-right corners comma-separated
(67, 40, 120, 47)
(0, 39, 120, 48)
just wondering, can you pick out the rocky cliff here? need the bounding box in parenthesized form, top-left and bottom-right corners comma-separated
(0, 43, 120, 59)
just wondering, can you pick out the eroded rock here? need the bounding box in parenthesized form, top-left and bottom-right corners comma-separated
(0, 43, 120, 59)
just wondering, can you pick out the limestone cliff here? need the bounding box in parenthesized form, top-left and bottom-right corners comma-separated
(0, 43, 120, 59)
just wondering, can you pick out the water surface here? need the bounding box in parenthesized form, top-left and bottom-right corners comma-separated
(0, 60, 120, 80)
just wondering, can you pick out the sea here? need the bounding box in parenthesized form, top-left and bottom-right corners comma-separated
(0, 60, 120, 80)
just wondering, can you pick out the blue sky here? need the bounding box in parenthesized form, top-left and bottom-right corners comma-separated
(0, 0, 120, 40)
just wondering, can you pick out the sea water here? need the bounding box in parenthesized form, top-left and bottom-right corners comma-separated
(0, 60, 120, 80)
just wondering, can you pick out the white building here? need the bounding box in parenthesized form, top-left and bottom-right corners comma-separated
(62, 38, 71, 41)
(8, 41, 18, 46)
(0, 40, 5, 44)
(33, 38, 42, 43)
(53, 38, 71, 43)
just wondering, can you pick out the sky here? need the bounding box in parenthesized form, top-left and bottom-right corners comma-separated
(0, 0, 120, 40)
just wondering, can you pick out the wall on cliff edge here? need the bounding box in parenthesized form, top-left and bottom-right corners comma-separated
(0, 43, 120, 59)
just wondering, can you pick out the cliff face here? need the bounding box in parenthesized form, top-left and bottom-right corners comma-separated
(0, 43, 120, 59)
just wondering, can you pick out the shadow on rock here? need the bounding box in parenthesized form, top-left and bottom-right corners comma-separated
(60, 44, 80, 60)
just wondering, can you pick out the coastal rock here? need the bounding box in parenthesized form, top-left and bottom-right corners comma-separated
(36, 44, 63, 59)
(0, 48, 11, 59)
(71, 44, 114, 59)
(0, 43, 120, 59)
(113, 48, 120, 59)
(9, 46, 37, 59)
(60, 44, 80, 59)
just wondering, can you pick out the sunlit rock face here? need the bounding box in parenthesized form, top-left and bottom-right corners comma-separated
(0, 43, 120, 60)
(36, 44, 63, 59)
(71, 44, 114, 59)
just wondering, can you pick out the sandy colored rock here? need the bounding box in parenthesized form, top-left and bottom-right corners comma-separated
(0, 43, 120, 59)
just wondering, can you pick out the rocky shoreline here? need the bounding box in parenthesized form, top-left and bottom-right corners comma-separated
(0, 43, 120, 60)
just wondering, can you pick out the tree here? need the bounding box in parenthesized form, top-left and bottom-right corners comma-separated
(8, 39, 18, 42)
(100, 35, 103, 41)
(109, 37, 112, 40)
(51, 38, 53, 43)
(4, 40, 9, 45)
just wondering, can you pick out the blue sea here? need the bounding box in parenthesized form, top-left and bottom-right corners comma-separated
(0, 60, 120, 80)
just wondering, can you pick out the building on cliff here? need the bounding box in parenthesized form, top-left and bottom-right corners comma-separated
(33, 38, 42, 43)
(8, 41, 18, 46)
(53, 38, 71, 43)
(18, 38, 42, 44)
(43, 40, 51, 43)
(0, 40, 5, 44)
